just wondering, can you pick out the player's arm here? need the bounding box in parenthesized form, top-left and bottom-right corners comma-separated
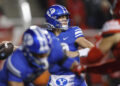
(80, 33, 120, 65)
(8, 81, 24, 86)
(65, 37, 94, 58)
(74, 27, 94, 57)
(99, 33, 120, 54)
(7, 53, 25, 86)
(75, 37, 94, 48)
(65, 47, 90, 57)
(33, 70, 50, 86)
(82, 58, 120, 74)
(71, 58, 120, 75)
(66, 27, 94, 58)
(56, 55, 85, 75)
(76, 37, 94, 57)
(7, 70, 24, 86)
(73, 27, 94, 48)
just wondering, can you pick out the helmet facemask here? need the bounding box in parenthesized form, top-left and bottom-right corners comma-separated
(23, 44, 50, 70)
(31, 51, 50, 69)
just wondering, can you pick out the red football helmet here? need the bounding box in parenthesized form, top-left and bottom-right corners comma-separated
(112, 0, 120, 17)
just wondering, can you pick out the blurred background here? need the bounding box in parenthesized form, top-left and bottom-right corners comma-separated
(0, 0, 120, 86)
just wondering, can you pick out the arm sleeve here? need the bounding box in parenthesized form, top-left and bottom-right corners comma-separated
(7, 52, 24, 82)
(73, 26, 84, 39)
(60, 57, 75, 70)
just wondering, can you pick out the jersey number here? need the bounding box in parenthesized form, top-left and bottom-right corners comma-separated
(61, 43, 69, 51)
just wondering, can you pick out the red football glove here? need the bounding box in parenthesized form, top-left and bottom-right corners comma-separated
(80, 47, 104, 65)
(72, 64, 86, 75)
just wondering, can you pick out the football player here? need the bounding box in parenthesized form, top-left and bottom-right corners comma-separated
(0, 26, 52, 86)
(0, 25, 87, 86)
(45, 5, 94, 86)
(78, 0, 120, 74)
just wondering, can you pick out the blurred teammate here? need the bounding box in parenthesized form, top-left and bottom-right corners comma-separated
(0, 26, 52, 86)
(45, 5, 94, 86)
(0, 25, 87, 86)
(78, 0, 120, 74)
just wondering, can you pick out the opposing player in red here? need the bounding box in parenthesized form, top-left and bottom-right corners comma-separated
(78, 0, 120, 74)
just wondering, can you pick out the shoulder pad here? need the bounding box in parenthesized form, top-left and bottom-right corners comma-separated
(7, 50, 25, 78)
(7, 55, 21, 78)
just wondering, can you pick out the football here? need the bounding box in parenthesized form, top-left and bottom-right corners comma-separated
(0, 43, 14, 60)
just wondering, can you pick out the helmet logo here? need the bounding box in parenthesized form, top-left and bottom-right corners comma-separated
(50, 8, 55, 14)
(24, 33, 33, 46)
(47, 8, 55, 17)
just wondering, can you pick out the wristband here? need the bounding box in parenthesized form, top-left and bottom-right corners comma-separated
(78, 48, 90, 57)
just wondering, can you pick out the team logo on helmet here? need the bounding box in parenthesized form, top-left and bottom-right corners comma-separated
(23, 33, 33, 46)
(47, 8, 56, 17)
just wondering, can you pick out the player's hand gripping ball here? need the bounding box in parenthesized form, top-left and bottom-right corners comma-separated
(0, 42, 14, 60)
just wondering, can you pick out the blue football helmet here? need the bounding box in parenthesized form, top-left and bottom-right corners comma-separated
(45, 5, 70, 30)
(22, 25, 52, 69)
